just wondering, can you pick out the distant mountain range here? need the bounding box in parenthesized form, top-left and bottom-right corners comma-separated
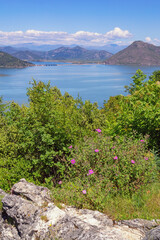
(105, 41, 160, 66)
(0, 43, 127, 53)
(1, 41, 160, 67)
(0, 51, 34, 68)
(0, 46, 113, 62)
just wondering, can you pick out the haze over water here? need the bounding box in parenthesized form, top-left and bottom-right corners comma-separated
(0, 63, 159, 107)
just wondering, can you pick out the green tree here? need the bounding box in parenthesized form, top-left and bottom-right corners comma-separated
(125, 69, 147, 94)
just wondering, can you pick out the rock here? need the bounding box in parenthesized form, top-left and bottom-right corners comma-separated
(0, 222, 21, 240)
(2, 194, 39, 238)
(118, 219, 160, 233)
(0, 179, 159, 240)
(143, 226, 160, 240)
(11, 178, 51, 206)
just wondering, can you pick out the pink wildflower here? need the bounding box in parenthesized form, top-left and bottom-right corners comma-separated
(113, 156, 118, 160)
(71, 159, 75, 164)
(131, 160, 135, 164)
(58, 181, 62, 184)
(82, 190, 86, 194)
(144, 157, 148, 160)
(112, 146, 116, 149)
(68, 145, 72, 149)
(95, 149, 99, 152)
(96, 129, 101, 133)
(87, 169, 94, 175)
(140, 140, 145, 142)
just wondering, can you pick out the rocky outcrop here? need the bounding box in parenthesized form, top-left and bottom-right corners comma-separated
(143, 226, 160, 240)
(0, 179, 159, 240)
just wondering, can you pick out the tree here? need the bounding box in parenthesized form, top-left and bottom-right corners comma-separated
(125, 69, 147, 94)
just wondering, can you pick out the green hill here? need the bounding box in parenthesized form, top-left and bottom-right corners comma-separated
(0, 51, 34, 68)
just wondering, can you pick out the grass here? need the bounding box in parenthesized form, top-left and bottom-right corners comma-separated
(0, 194, 4, 211)
(52, 181, 160, 221)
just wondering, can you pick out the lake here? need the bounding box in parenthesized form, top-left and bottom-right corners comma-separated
(0, 62, 160, 107)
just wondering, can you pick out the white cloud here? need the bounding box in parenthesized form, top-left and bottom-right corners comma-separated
(0, 28, 133, 46)
(145, 37, 151, 42)
(145, 37, 160, 46)
(105, 27, 132, 39)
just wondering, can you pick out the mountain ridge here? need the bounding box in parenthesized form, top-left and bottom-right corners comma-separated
(105, 41, 160, 66)
(0, 45, 113, 62)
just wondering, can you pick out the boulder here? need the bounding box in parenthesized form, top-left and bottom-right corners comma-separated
(143, 226, 160, 240)
(0, 179, 159, 240)
(11, 178, 51, 206)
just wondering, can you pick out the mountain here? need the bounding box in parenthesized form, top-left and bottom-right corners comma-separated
(12, 50, 45, 61)
(46, 46, 112, 61)
(0, 46, 112, 62)
(0, 51, 34, 68)
(105, 41, 160, 66)
(8, 43, 127, 53)
(0, 46, 19, 54)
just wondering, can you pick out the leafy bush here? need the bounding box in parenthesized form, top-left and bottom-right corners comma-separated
(0, 80, 103, 190)
(102, 70, 160, 149)
(58, 133, 158, 196)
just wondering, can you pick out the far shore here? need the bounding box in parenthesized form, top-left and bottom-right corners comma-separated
(33, 59, 105, 64)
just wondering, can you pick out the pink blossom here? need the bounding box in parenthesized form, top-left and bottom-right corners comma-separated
(95, 149, 99, 152)
(140, 140, 145, 142)
(58, 181, 62, 184)
(87, 169, 94, 175)
(96, 129, 101, 133)
(71, 159, 75, 164)
(144, 157, 148, 160)
(82, 190, 86, 194)
(131, 160, 135, 164)
(68, 145, 72, 149)
(112, 146, 116, 149)
(113, 156, 118, 160)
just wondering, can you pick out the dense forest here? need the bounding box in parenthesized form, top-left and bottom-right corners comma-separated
(0, 69, 160, 219)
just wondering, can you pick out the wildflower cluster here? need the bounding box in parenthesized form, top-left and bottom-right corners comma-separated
(58, 133, 157, 195)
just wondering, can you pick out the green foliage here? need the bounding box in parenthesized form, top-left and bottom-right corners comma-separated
(0, 80, 103, 189)
(0, 70, 160, 220)
(0, 194, 4, 211)
(0, 96, 7, 115)
(62, 134, 157, 196)
(103, 70, 160, 149)
(124, 69, 147, 94)
(53, 181, 160, 220)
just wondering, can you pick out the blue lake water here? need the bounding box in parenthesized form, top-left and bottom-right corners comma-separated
(0, 63, 160, 107)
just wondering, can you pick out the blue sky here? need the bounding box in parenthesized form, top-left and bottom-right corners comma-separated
(0, 0, 159, 46)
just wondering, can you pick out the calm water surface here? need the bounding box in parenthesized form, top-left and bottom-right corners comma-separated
(0, 63, 160, 107)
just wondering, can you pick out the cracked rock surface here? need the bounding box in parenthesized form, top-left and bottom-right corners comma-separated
(0, 179, 159, 240)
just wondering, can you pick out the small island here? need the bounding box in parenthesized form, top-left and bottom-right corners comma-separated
(0, 51, 34, 68)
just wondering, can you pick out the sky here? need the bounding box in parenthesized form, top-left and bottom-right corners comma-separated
(0, 0, 160, 46)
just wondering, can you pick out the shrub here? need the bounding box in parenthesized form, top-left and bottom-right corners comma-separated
(62, 134, 158, 196)
(102, 70, 160, 149)
(0, 80, 103, 190)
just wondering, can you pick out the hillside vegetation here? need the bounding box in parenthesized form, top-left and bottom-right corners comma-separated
(0, 51, 34, 68)
(0, 69, 160, 219)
